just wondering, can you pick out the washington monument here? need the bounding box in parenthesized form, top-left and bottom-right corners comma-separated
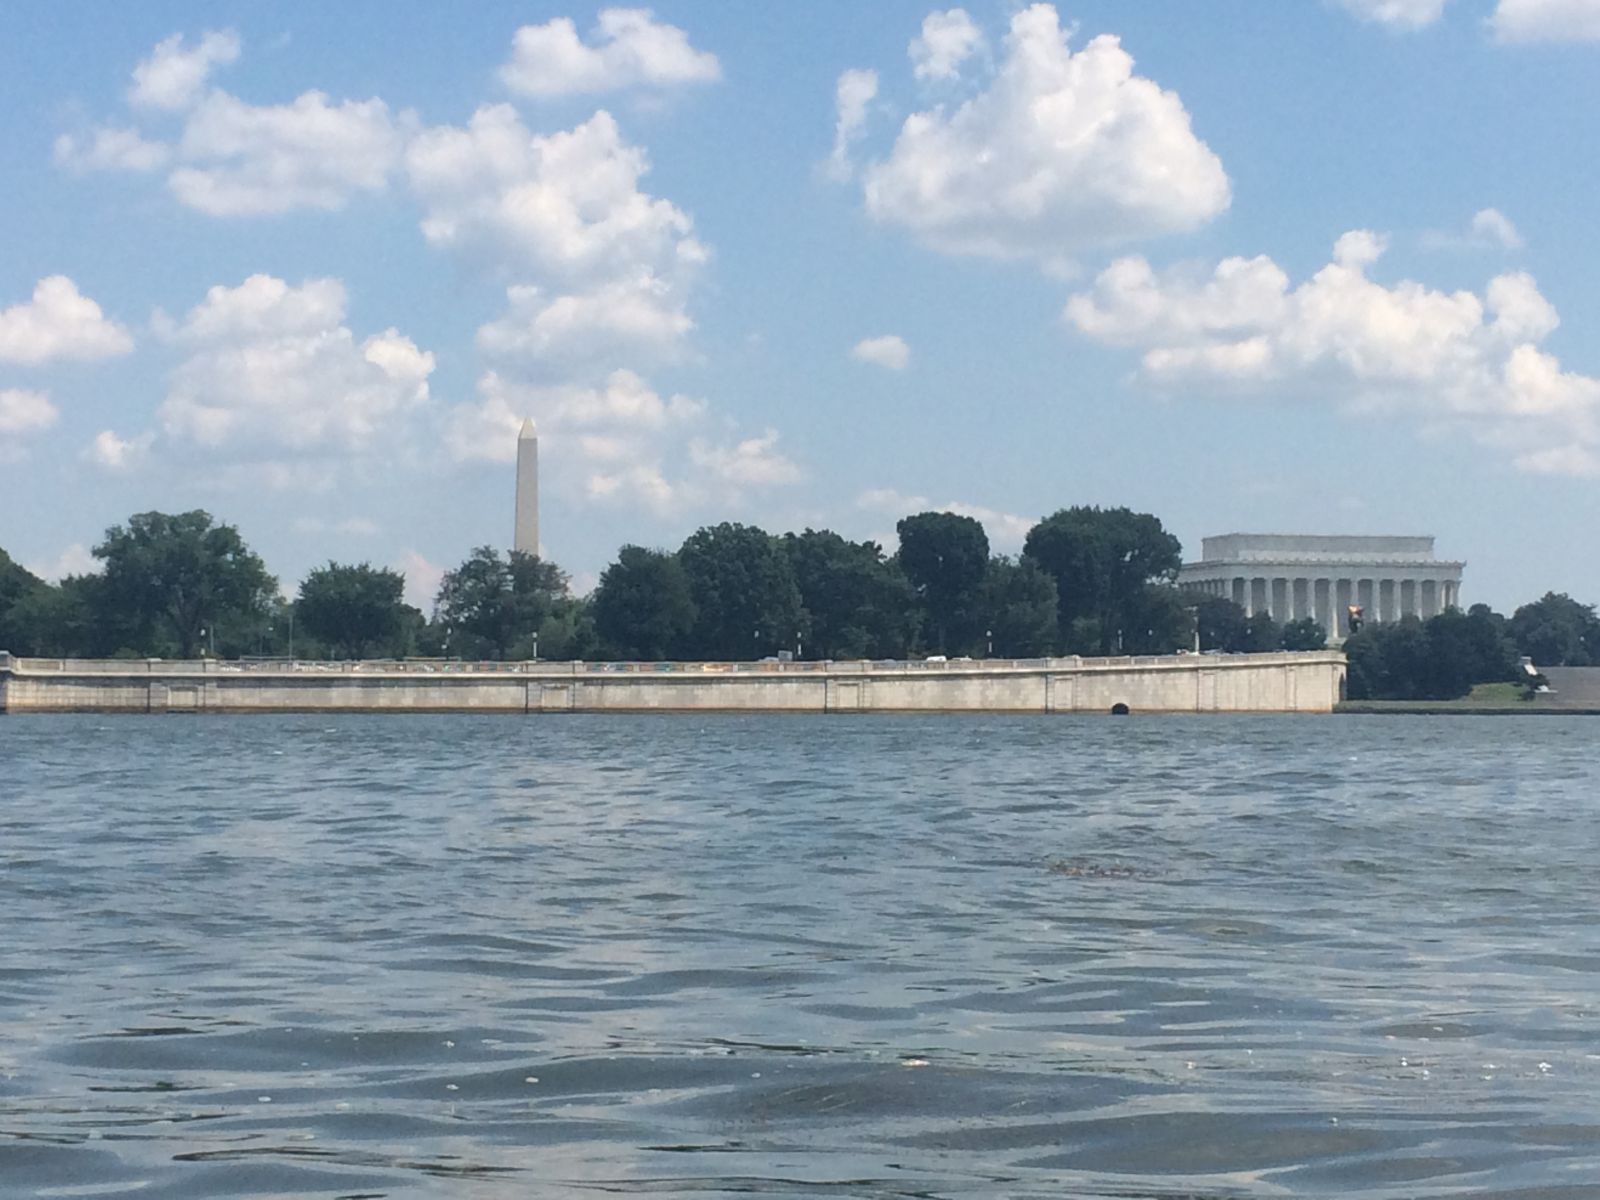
(513, 418, 538, 557)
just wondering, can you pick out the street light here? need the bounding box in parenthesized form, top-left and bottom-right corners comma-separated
(986, 629, 993, 657)
(796, 630, 802, 660)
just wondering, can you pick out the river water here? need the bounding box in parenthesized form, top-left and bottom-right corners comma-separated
(2, 714, 1598, 1198)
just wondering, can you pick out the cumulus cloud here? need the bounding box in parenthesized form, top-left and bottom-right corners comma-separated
(169, 90, 407, 216)
(84, 429, 155, 470)
(59, 31, 404, 215)
(445, 368, 702, 463)
(911, 9, 986, 80)
(688, 431, 803, 487)
(292, 515, 379, 536)
(1334, 0, 1451, 30)
(861, 3, 1230, 261)
(408, 105, 705, 363)
(1471, 208, 1526, 249)
(398, 549, 446, 611)
(1065, 231, 1600, 474)
(26, 544, 99, 583)
(500, 8, 721, 98)
(851, 334, 911, 370)
(129, 29, 240, 111)
(1423, 207, 1526, 251)
(53, 126, 171, 173)
(476, 275, 692, 367)
(0, 277, 134, 365)
(159, 274, 434, 457)
(826, 68, 879, 181)
(0, 388, 59, 436)
(856, 487, 1034, 550)
(1492, 0, 1600, 41)
(447, 370, 795, 513)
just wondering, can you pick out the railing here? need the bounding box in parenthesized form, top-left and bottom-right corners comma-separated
(4, 650, 1341, 678)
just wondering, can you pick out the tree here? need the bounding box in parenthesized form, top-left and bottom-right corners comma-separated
(296, 562, 409, 660)
(1193, 595, 1250, 652)
(1510, 592, 1600, 667)
(1023, 507, 1181, 655)
(978, 556, 1059, 657)
(434, 547, 570, 660)
(783, 530, 918, 659)
(895, 511, 990, 655)
(1344, 608, 1516, 701)
(1279, 618, 1328, 651)
(1345, 618, 1430, 700)
(591, 545, 697, 660)
(1120, 585, 1193, 655)
(0, 549, 46, 653)
(677, 523, 804, 660)
(94, 511, 276, 658)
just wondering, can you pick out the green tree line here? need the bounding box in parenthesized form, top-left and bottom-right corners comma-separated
(4, 508, 1596, 703)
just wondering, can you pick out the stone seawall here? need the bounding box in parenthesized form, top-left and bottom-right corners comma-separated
(0, 651, 1346, 715)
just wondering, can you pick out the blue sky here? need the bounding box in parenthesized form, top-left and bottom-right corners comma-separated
(3, 0, 1598, 611)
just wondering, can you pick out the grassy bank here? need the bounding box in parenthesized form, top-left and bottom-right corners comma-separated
(1336, 682, 1600, 715)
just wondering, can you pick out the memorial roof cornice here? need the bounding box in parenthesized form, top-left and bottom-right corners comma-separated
(1182, 556, 1466, 569)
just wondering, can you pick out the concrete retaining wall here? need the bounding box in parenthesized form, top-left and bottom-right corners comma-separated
(0, 651, 1346, 715)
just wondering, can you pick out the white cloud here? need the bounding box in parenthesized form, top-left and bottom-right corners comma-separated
(293, 515, 379, 536)
(160, 274, 434, 456)
(408, 106, 705, 363)
(1334, 0, 1451, 30)
(911, 9, 986, 80)
(408, 106, 703, 285)
(826, 68, 879, 181)
(862, 4, 1230, 261)
(446, 368, 702, 465)
(1472, 208, 1525, 249)
(53, 126, 171, 173)
(688, 431, 803, 487)
(476, 274, 692, 367)
(855, 487, 1033, 550)
(1492, 0, 1600, 42)
(500, 8, 720, 97)
(1423, 207, 1526, 251)
(1065, 231, 1600, 474)
(26, 543, 99, 583)
(851, 334, 911, 370)
(0, 388, 59, 436)
(0, 277, 134, 365)
(447, 370, 793, 514)
(170, 89, 406, 216)
(129, 30, 241, 111)
(398, 549, 445, 611)
(84, 429, 155, 470)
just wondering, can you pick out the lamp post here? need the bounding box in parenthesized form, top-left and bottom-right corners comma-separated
(986, 629, 993, 657)
(532, 630, 539, 662)
(796, 630, 802, 660)
(753, 629, 760, 660)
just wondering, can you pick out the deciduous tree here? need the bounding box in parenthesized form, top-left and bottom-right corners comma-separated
(93, 511, 275, 658)
(1023, 507, 1180, 655)
(677, 523, 803, 660)
(296, 562, 409, 660)
(591, 545, 696, 660)
(895, 511, 989, 655)
(783, 530, 917, 659)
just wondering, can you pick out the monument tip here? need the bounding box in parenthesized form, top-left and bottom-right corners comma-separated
(519, 418, 537, 439)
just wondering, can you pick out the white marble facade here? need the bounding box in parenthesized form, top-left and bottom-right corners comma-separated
(1178, 534, 1465, 639)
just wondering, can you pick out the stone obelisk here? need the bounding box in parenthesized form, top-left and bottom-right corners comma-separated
(513, 418, 539, 558)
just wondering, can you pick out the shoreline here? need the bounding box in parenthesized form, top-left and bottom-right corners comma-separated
(1, 651, 1346, 716)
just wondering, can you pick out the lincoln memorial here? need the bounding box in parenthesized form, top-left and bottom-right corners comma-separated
(1178, 534, 1465, 639)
